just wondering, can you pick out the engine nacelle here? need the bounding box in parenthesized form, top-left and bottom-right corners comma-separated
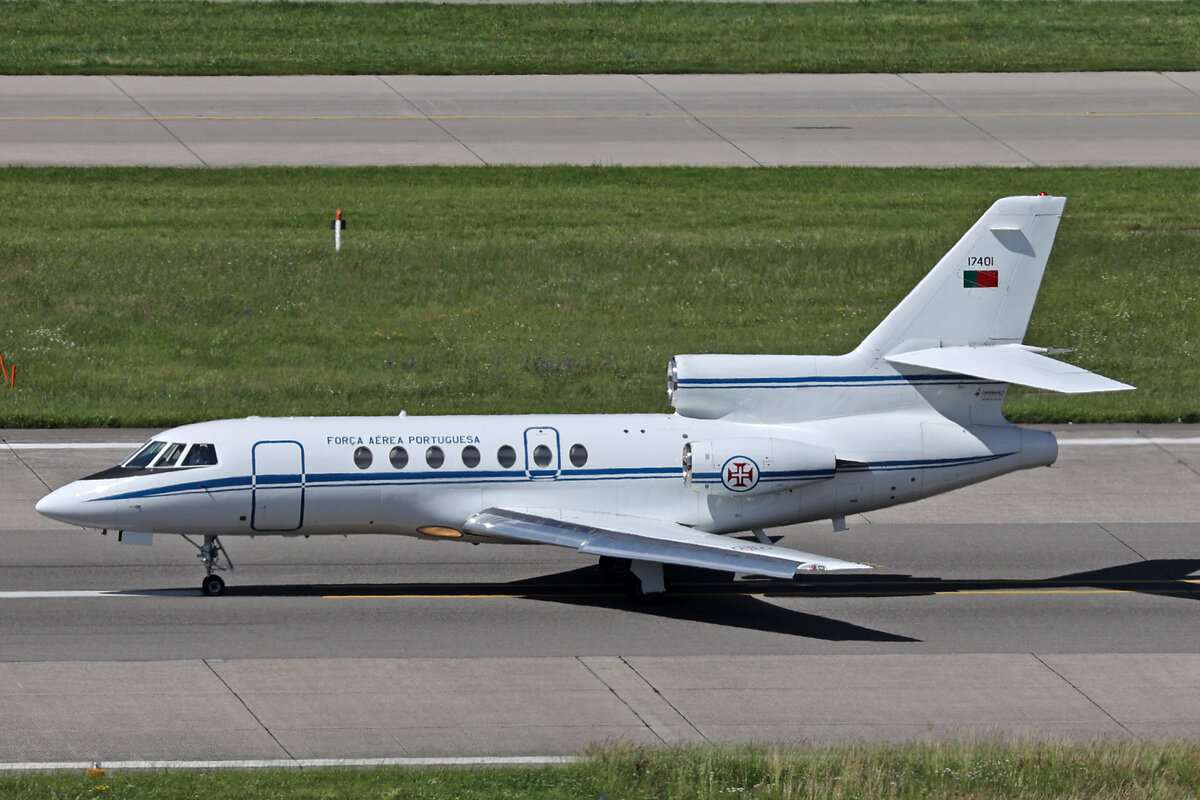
(668, 353, 823, 421)
(683, 437, 836, 496)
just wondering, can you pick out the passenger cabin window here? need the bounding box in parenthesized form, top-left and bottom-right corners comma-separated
(462, 445, 481, 468)
(569, 444, 588, 468)
(389, 446, 408, 469)
(182, 443, 218, 466)
(533, 444, 553, 468)
(354, 446, 373, 469)
(497, 445, 516, 468)
(426, 446, 444, 469)
(154, 442, 187, 468)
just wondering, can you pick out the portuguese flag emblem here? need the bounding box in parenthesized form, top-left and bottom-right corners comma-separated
(964, 270, 999, 288)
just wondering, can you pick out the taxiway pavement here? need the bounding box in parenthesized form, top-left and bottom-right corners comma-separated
(3, 72, 1200, 167)
(2, 426, 1198, 763)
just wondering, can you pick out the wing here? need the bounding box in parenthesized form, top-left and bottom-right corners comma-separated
(462, 507, 870, 579)
(886, 343, 1133, 394)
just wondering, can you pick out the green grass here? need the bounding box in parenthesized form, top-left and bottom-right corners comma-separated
(4, 0, 1200, 75)
(0, 166, 1196, 428)
(4, 741, 1200, 799)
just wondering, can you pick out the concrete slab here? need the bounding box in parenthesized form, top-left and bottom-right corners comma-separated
(6, 73, 1200, 166)
(1041, 653, 1200, 739)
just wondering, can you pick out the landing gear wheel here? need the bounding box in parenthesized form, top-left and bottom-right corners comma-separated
(598, 556, 632, 583)
(184, 534, 234, 597)
(624, 574, 665, 604)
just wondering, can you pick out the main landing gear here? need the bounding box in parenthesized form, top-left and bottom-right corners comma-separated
(183, 535, 233, 596)
(598, 556, 666, 603)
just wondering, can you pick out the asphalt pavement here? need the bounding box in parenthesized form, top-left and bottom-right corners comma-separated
(2, 426, 1198, 764)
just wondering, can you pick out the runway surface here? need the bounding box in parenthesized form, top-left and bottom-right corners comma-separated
(2, 425, 1198, 762)
(3, 72, 1200, 167)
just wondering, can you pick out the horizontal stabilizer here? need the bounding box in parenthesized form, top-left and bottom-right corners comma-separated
(885, 343, 1133, 394)
(463, 508, 870, 579)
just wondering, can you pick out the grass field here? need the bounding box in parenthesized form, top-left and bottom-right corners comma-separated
(6, 0, 1200, 75)
(4, 741, 1200, 799)
(0, 166, 1195, 428)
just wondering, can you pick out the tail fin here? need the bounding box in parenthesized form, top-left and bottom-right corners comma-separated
(856, 195, 1065, 358)
(855, 195, 1131, 394)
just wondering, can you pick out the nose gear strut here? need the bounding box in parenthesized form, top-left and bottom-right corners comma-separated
(182, 534, 233, 596)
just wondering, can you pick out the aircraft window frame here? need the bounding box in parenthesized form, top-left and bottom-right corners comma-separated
(497, 445, 516, 469)
(569, 443, 588, 468)
(354, 446, 373, 470)
(154, 442, 187, 468)
(426, 446, 445, 469)
(125, 440, 167, 469)
(389, 446, 409, 469)
(462, 445, 481, 469)
(533, 444, 553, 468)
(181, 443, 218, 467)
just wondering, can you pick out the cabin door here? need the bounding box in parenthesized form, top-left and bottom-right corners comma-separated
(523, 427, 561, 481)
(251, 440, 305, 531)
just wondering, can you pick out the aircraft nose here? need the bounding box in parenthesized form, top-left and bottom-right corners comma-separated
(35, 485, 87, 526)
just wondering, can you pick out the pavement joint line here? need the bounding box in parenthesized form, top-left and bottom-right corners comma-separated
(620, 655, 709, 744)
(203, 659, 296, 761)
(577, 656, 666, 744)
(0, 756, 581, 772)
(105, 76, 209, 167)
(375, 75, 487, 166)
(1095, 522, 1149, 563)
(1031, 654, 1138, 740)
(899, 73, 1035, 166)
(0, 439, 53, 492)
(637, 74, 761, 166)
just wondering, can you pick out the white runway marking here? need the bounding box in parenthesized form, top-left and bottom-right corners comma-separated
(2, 443, 140, 450)
(1057, 437, 1200, 446)
(0, 590, 196, 599)
(0, 756, 580, 772)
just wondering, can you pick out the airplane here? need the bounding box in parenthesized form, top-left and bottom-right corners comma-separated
(36, 194, 1133, 600)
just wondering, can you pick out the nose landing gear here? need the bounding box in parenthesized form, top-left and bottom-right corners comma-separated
(183, 535, 233, 596)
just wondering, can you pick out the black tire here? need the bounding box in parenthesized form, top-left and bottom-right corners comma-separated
(598, 556, 632, 583)
(624, 574, 665, 604)
(201, 574, 225, 597)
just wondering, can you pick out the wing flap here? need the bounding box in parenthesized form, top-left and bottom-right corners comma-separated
(886, 343, 1133, 394)
(463, 507, 870, 579)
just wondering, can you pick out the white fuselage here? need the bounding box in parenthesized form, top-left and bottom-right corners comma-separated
(37, 409, 1057, 542)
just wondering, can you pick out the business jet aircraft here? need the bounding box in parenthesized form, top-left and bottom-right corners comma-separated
(37, 195, 1131, 599)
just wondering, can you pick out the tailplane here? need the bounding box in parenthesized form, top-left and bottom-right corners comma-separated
(669, 195, 1130, 423)
(854, 194, 1131, 393)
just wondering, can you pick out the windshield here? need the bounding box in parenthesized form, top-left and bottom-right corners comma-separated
(122, 440, 218, 469)
(124, 440, 166, 468)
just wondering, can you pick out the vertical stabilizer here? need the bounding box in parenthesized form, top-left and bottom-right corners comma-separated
(855, 195, 1066, 360)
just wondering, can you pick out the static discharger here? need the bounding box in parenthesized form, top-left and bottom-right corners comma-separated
(331, 209, 347, 251)
(0, 354, 14, 389)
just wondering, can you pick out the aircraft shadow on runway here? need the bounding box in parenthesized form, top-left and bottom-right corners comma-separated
(125, 556, 1200, 643)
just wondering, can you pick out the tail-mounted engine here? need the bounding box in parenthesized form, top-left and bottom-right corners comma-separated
(683, 437, 836, 497)
(668, 353, 823, 421)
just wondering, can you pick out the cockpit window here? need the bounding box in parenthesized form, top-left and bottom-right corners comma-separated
(125, 440, 166, 468)
(154, 442, 187, 468)
(182, 443, 218, 467)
